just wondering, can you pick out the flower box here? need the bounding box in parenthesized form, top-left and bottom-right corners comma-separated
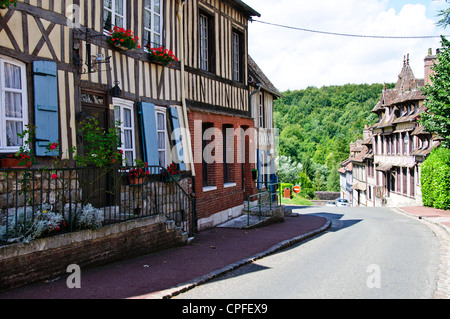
(0, 158, 32, 169)
(106, 26, 140, 51)
(147, 46, 178, 67)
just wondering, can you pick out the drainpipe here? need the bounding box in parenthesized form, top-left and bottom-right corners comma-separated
(177, 0, 195, 176)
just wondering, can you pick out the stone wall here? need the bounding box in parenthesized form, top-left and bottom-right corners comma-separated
(0, 214, 189, 292)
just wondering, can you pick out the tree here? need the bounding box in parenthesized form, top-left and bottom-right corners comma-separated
(275, 155, 303, 183)
(420, 36, 450, 148)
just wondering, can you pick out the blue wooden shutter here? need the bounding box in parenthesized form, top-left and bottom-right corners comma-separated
(257, 149, 262, 190)
(138, 102, 159, 166)
(33, 61, 59, 156)
(169, 107, 186, 171)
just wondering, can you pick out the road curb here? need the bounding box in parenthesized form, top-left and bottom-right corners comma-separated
(148, 219, 331, 299)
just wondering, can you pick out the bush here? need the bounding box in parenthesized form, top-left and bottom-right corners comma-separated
(421, 147, 450, 210)
(0, 205, 65, 244)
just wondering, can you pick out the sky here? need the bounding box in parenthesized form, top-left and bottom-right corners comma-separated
(243, 0, 450, 92)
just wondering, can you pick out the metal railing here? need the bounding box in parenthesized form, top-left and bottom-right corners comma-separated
(0, 165, 195, 244)
(246, 181, 281, 226)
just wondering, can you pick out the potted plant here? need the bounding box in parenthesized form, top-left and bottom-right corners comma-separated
(128, 168, 148, 185)
(252, 169, 258, 180)
(146, 45, 178, 67)
(163, 162, 182, 181)
(0, 0, 17, 9)
(106, 26, 140, 51)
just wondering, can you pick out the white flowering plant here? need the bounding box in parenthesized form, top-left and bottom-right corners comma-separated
(0, 205, 66, 244)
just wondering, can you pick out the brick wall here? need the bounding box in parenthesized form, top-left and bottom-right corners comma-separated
(0, 215, 187, 292)
(188, 110, 257, 224)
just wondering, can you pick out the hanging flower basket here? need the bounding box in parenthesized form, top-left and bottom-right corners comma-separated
(146, 45, 178, 67)
(106, 26, 140, 51)
(0, 0, 17, 9)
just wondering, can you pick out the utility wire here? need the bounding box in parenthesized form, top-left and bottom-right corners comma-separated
(251, 19, 449, 39)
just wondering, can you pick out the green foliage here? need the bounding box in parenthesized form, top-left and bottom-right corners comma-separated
(421, 147, 450, 210)
(295, 172, 315, 199)
(74, 117, 122, 168)
(420, 36, 450, 148)
(275, 83, 393, 192)
(275, 155, 303, 183)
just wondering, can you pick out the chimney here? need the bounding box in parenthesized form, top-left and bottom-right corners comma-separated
(424, 48, 437, 86)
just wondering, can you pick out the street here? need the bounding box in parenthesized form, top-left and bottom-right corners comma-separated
(174, 206, 441, 299)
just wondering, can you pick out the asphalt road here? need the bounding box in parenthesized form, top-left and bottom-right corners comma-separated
(174, 206, 440, 299)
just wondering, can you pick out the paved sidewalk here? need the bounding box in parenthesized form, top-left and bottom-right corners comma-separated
(395, 206, 450, 299)
(0, 208, 330, 299)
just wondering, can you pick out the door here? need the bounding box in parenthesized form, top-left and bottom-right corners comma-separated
(78, 91, 116, 208)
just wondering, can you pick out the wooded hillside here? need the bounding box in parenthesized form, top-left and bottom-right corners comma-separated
(274, 83, 395, 193)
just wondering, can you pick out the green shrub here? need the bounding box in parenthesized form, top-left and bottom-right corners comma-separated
(421, 147, 450, 210)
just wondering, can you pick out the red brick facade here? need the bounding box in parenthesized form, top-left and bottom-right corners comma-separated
(188, 110, 258, 224)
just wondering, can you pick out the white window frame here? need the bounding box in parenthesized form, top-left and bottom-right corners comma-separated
(155, 106, 167, 168)
(103, 0, 127, 33)
(258, 93, 264, 128)
(113, 98, 136, 166)
(199, 13, 209, 71)
(0, 56, 28, 153)
(232, 31, 240, 82)
(144, 0, 163, 48)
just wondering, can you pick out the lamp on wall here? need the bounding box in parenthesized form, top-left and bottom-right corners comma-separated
(110, 81, 122, 97)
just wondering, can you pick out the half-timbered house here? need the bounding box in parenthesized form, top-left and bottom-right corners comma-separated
(0, 0, 268, 233)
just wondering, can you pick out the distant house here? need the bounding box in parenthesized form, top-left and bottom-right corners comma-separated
(248, 56, 282, 194)
(340, 50, 441, 207)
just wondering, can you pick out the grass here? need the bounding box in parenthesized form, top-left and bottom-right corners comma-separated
(280, 194, 313, 206)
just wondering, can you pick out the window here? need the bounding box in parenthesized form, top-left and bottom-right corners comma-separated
(0, 57, 28, 153)
(114, 98, 136, 166)
(259, 93, 264, 128)
(199, 11, 214, 72)
(144, 0, 163, 48)
(232, 30, 243, 82)
(202, 122, 214, 187)
(156, 107, 166, 168)
(104, 0, 126, 32)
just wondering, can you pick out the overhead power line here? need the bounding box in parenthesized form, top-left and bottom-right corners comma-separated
(251, 19, 449, 39)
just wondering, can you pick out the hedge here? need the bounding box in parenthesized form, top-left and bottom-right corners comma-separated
(421, 147, 450, 210)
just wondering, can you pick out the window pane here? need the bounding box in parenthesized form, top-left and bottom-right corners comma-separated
(159, 151, 165, 167)
(144, 10, 151, 30)
(144, 0, 151, 8)
(124, 130, 133, 148)
(104, 10, 112, 30)
(125, 151, 134, 166)
(154, 0, 161, 13)
(4, 63, 21, 89)
(104, 0, 112, 9)
(158, 132, 165, 149)
(5, 92, 22, 118)
(154, 15, 160, 33)
(124, 108, 132, 127)
(115, 16, 124, 28)
(115, 0, 123, 15)
(114, 106, 121, 123)
(157, 113, 165, 130)
(6, 121, 22, 147)
(154, 34, 161, 46)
